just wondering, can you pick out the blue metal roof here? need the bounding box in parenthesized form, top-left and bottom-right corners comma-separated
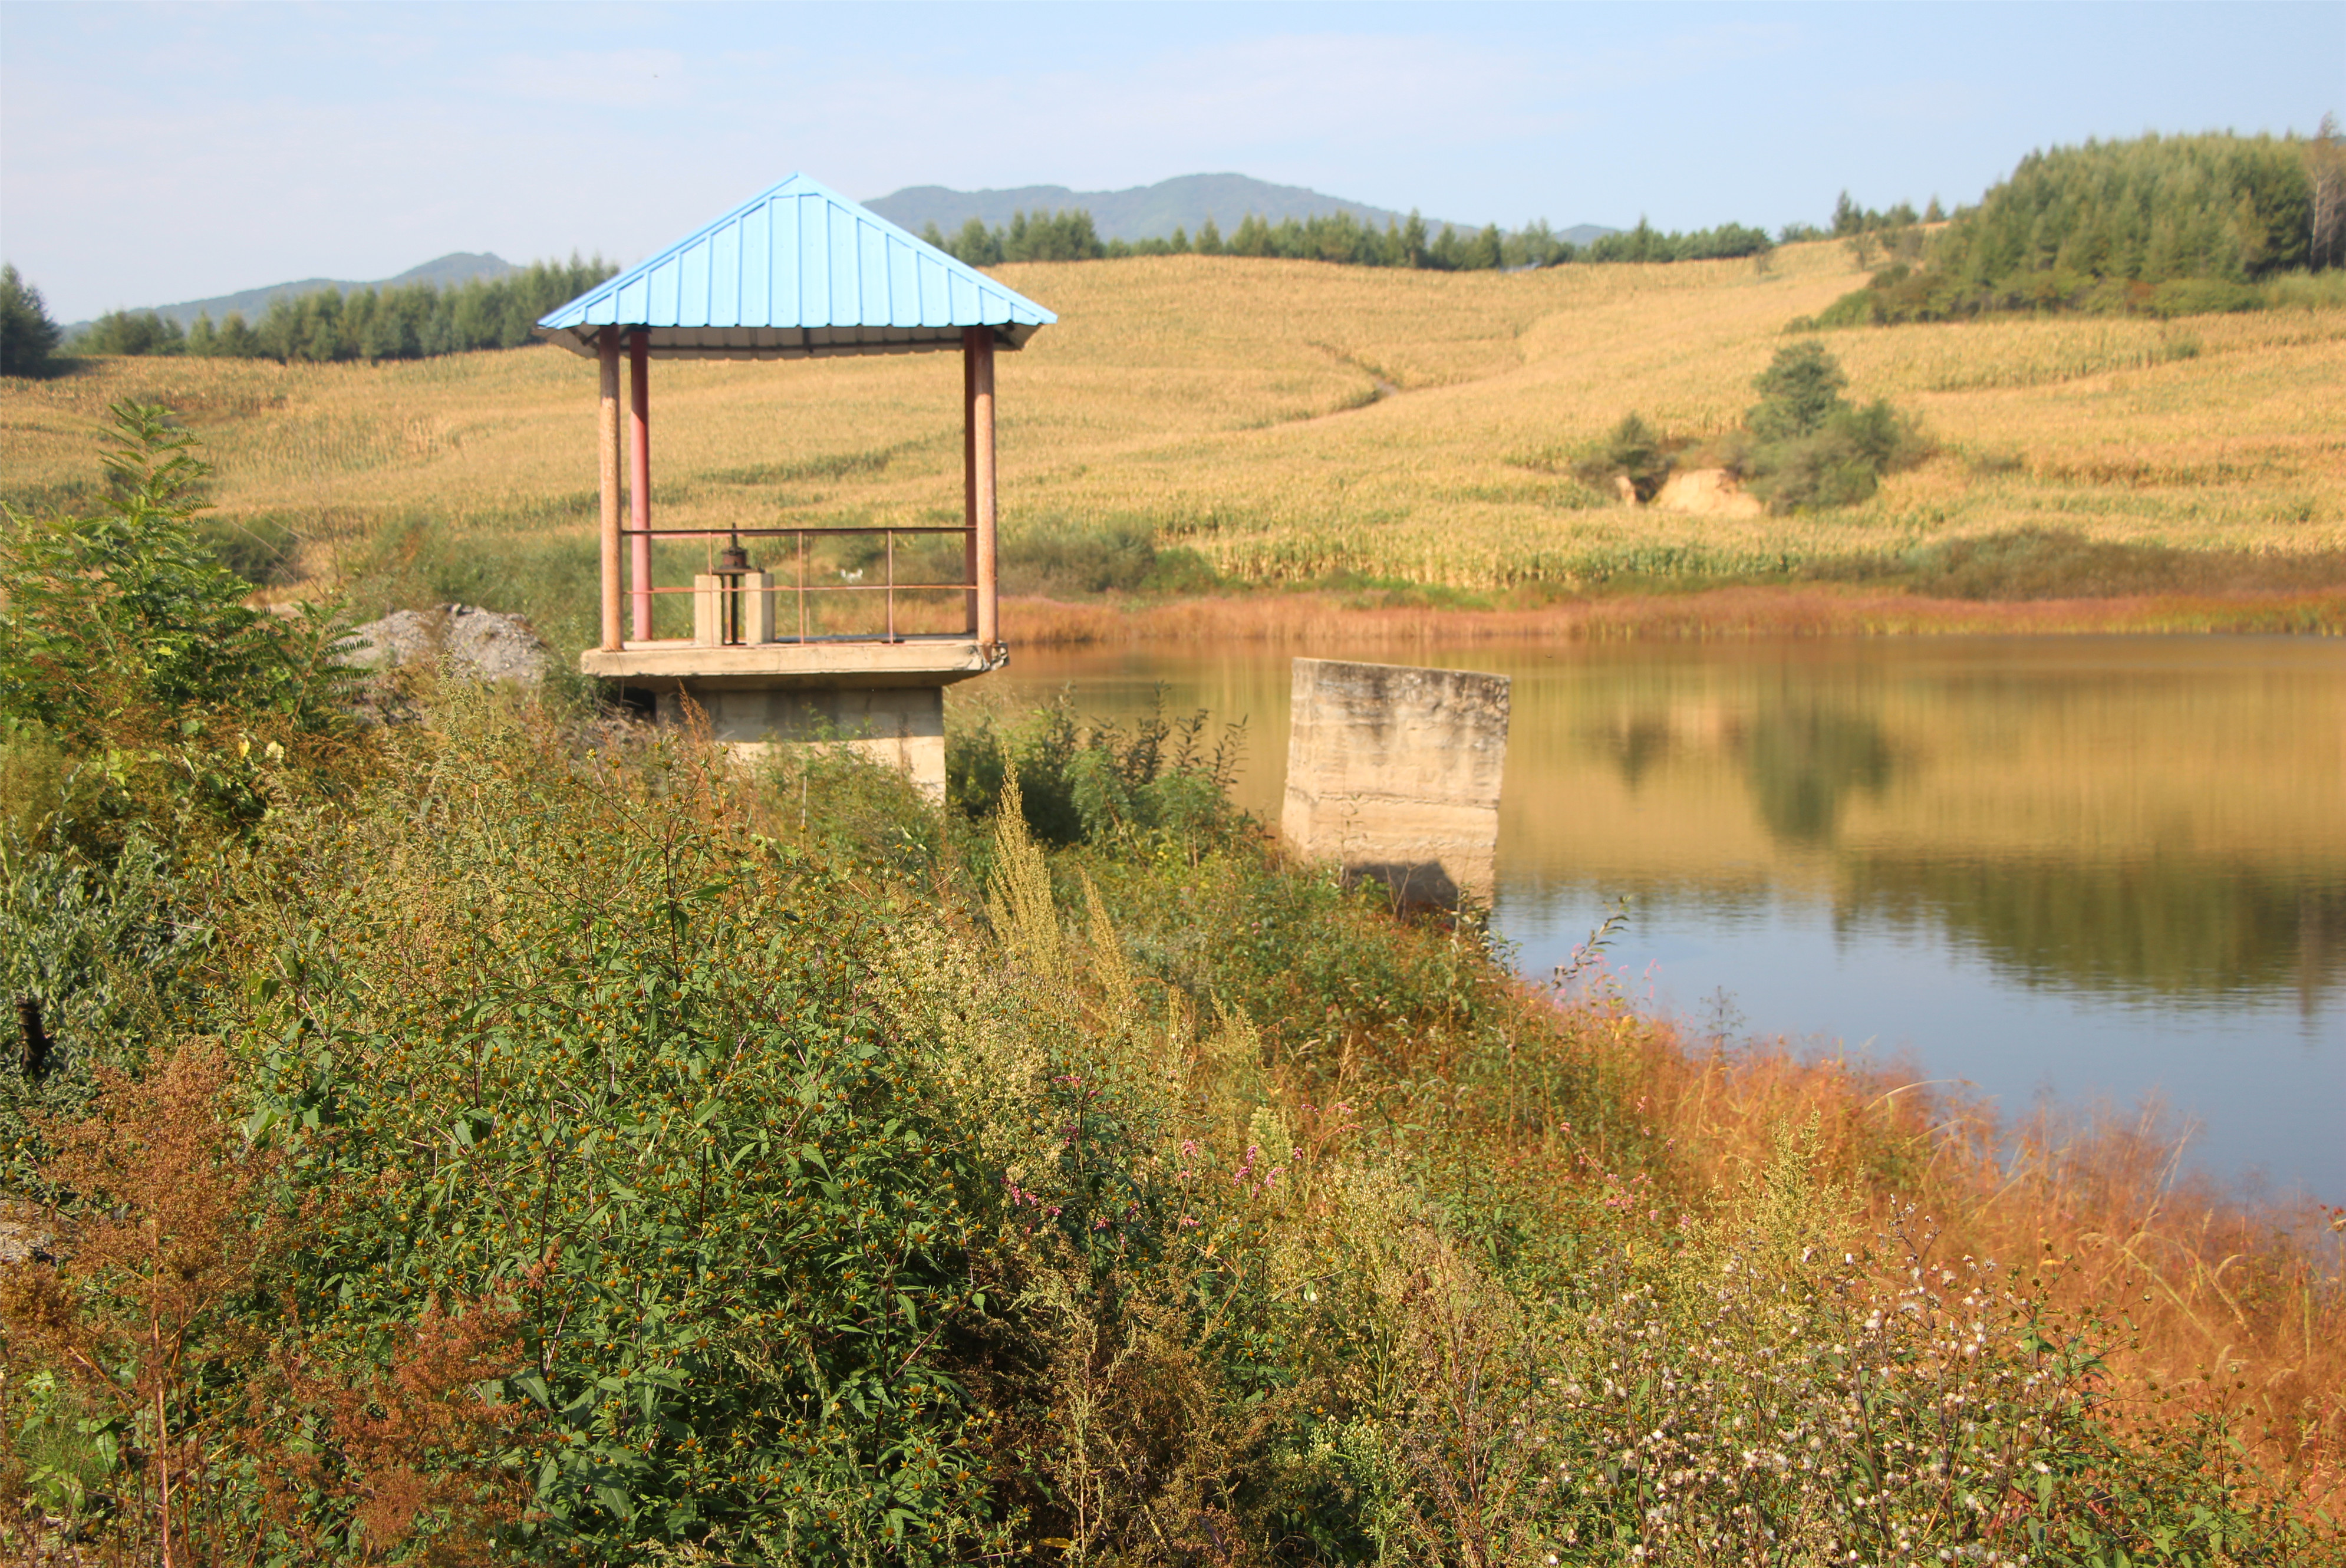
(536, 173, 1056, 361)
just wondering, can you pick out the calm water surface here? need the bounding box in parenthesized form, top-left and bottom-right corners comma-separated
(988, 636, 2345, 1200)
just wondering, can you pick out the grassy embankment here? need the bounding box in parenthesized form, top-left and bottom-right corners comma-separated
(5, 240, 2343, 649)
(4, 687, 2342, 1562)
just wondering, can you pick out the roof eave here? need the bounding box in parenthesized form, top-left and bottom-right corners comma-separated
(532, 321, 1045, 360)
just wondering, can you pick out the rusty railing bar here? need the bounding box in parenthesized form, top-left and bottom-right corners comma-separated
(619, 525, 973, 539)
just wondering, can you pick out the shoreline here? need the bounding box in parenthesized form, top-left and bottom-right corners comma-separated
(1002, 584, 2346, 645)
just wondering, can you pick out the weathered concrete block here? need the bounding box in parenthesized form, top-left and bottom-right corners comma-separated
(1280, 658, 1510, 905)
(691, 572, 773, 646)
(660, 683, 945, 801)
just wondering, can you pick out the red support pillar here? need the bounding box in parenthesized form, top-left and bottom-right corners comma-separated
(963, 335, 979, 636)
(597, 331, 622, 650)
(628, 330, 653, 641)
(964, 326, 998, 652)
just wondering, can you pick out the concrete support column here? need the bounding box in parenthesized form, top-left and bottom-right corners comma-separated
(654, 683, 948, 802)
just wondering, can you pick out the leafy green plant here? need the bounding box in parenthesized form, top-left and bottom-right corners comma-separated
(221, 701, 1007, 1561)
(945, 690, 1245, 853)
(0, 401, 360, 846)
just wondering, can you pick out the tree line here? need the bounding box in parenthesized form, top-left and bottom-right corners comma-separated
(920, 206, 1776, 272)
(21, 256, 618, 367)
(1807, 123, 2346, 325)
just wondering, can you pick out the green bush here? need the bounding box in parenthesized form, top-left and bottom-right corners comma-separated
(1572, 413, 1674, 502)
(1741, 344, 1929, 515)
(1582, 345, 1927, 517)
(217, 710, 1004, 1559)
(999, 518, 1223, 599)
(2147, 276, 2264, 317)
(0, 401, 359, 846)
(945, 692, 1246, 853)
(0, 264, 64, 379)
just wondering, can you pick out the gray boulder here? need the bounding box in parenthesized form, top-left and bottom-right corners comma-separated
(341, 603, 551, 686)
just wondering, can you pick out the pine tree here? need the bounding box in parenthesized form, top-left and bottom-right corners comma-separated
(1, 263, 64, 378)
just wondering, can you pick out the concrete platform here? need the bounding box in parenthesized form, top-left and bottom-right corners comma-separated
(580, 637, 1002, 690)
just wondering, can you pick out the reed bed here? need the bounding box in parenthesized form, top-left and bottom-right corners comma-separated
(1001, 585, 2346, 646)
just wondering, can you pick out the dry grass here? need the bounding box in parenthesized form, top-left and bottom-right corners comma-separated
(1002, 583, 2346, 645)
(1599, 1005, 2346, 1519)
(4, 241, 2341, 607)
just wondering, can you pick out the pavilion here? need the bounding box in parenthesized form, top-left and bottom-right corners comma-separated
(535, 173, 1056, 793)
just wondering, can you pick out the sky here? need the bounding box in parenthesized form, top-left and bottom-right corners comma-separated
(4, 1, 2342, 322)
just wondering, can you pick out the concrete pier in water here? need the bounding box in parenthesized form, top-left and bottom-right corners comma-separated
(1279, 657, 1511, 906)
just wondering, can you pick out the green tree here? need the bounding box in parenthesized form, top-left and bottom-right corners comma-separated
(1, 263, 65, 378)
(2311, 111, 2346, 271)
(1748, 340, 1849, 442)
(78, 307, 184, 357)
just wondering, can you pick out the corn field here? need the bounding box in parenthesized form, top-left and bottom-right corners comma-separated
(4, 239, 2342, 596)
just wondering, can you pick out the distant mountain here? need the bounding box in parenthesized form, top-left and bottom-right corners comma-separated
(866, 174, 1604, 245)
(68, 252, 518, 333)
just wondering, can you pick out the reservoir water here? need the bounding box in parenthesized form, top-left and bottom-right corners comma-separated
(988, 635, 2345, 1201)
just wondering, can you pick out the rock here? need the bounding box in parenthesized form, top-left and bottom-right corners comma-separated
(0, 1200, 51, 1264)
(1613, 474, 1640, 507)
(341, 603, 551, 686)
(1653, 467, 1765, 518)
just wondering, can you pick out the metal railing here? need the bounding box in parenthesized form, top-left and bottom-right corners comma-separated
(616, 523, 980, 645)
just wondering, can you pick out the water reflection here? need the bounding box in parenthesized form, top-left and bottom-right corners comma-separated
(1597, 699, 1905, 846)
(990, 635, 2346, 1194)
(1747, 704, 1899, 846)
(1834, 857, 2343, 1009)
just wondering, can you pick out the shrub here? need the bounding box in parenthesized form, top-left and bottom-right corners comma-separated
(1741, 345, 1929, 515)
(1572, 413, 1674, 502)
(1577, 346, 1927, 517)
(1747, 341, 1849, 444)
(0, 401, 358, 844)
(945, 691, 1246, 853)
(999, 518, 1223, 599)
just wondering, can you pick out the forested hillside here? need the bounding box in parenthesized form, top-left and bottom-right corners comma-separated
(923, 206, 1772, 271)
(70, 255, 616, 364)
(1815, 127, 2346, 324)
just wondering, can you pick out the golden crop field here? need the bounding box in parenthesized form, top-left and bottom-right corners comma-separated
(5, 239, 2343, 611)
